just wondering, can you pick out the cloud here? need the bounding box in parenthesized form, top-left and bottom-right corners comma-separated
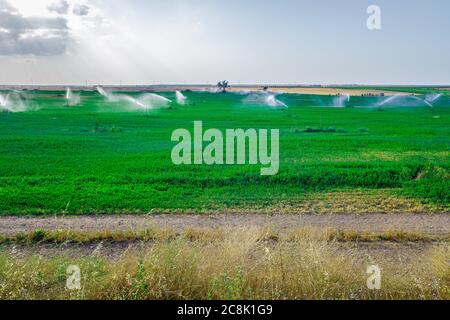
(0, 0, 70, 56)
(0, 0, 16, 13)
(73, 4, 89, 16)
(0, 31, 69, 56)
(47, 0, 69, 15)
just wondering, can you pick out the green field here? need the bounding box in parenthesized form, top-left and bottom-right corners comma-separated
(0, 90, 448, 215)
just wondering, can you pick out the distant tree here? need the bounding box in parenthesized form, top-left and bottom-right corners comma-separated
(217, 80, 230, 93)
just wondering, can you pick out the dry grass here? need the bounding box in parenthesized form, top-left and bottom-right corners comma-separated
(0, 227, 175, 245)
(227, 87, 412, 96)
(285, 191, 447, 214)
(188, 190, 448, 215)
(0, 227, 449, 300)
(16, 190, 439, 216)
(1, 227, 448, 245)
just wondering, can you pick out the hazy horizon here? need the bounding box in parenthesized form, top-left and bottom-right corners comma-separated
(1, 83, 450, 88)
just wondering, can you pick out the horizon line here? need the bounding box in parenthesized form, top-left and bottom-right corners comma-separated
(1, 84, 449, 88)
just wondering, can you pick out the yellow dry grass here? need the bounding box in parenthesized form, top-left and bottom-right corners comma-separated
(228, 87, 412, 96)
(0, 227, 449, 300)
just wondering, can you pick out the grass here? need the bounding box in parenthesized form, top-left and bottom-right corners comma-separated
(0, 227, 449, 300)
(0, 90, 449, 214)
(1, 227, 449, 245)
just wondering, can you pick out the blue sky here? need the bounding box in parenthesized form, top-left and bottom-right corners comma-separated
(1, 0, 449, 85)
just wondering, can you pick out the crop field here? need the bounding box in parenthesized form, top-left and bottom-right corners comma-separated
(335, 86, 450, 96)
(0, 90, 448, 215)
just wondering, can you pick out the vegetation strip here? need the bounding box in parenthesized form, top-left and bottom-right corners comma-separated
(1, 228, 449, 245)
(0, 227, 449, 300)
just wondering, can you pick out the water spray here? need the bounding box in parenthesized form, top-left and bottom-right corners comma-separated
(65, 88, 80, 107)
(0, 93, 7, 108)
(377, 94, 436, 108)
(96, 87, 171, 111)
(243, 92, 288, 109)
(209, 87, 220, 93)
(424, 93, 442, 107)
(139, 93, 172, 111)
(0, 91, 28, 112)
(175, 91, 187, 105)
(377, 95, 398, 107)
(411, 95, 432, 107)
(96, 86, 110, 99)
(265, 94, 288, 108)
(333, 94, 350, 107)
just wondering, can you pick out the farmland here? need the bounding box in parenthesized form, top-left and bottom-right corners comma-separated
(0, 88, 449, 300)
(0, 90, 448, 215)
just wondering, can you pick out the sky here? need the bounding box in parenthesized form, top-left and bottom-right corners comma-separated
(0, 0, 449, 85)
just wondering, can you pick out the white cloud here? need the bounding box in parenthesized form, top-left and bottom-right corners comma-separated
(73, 4, 89, 16)
(47, 0, 69, 15)
(0, 0, 102, 56)
(0, 0, 69, 55)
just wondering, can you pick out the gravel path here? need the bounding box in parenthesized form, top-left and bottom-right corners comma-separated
(0, 213, 449, 236)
